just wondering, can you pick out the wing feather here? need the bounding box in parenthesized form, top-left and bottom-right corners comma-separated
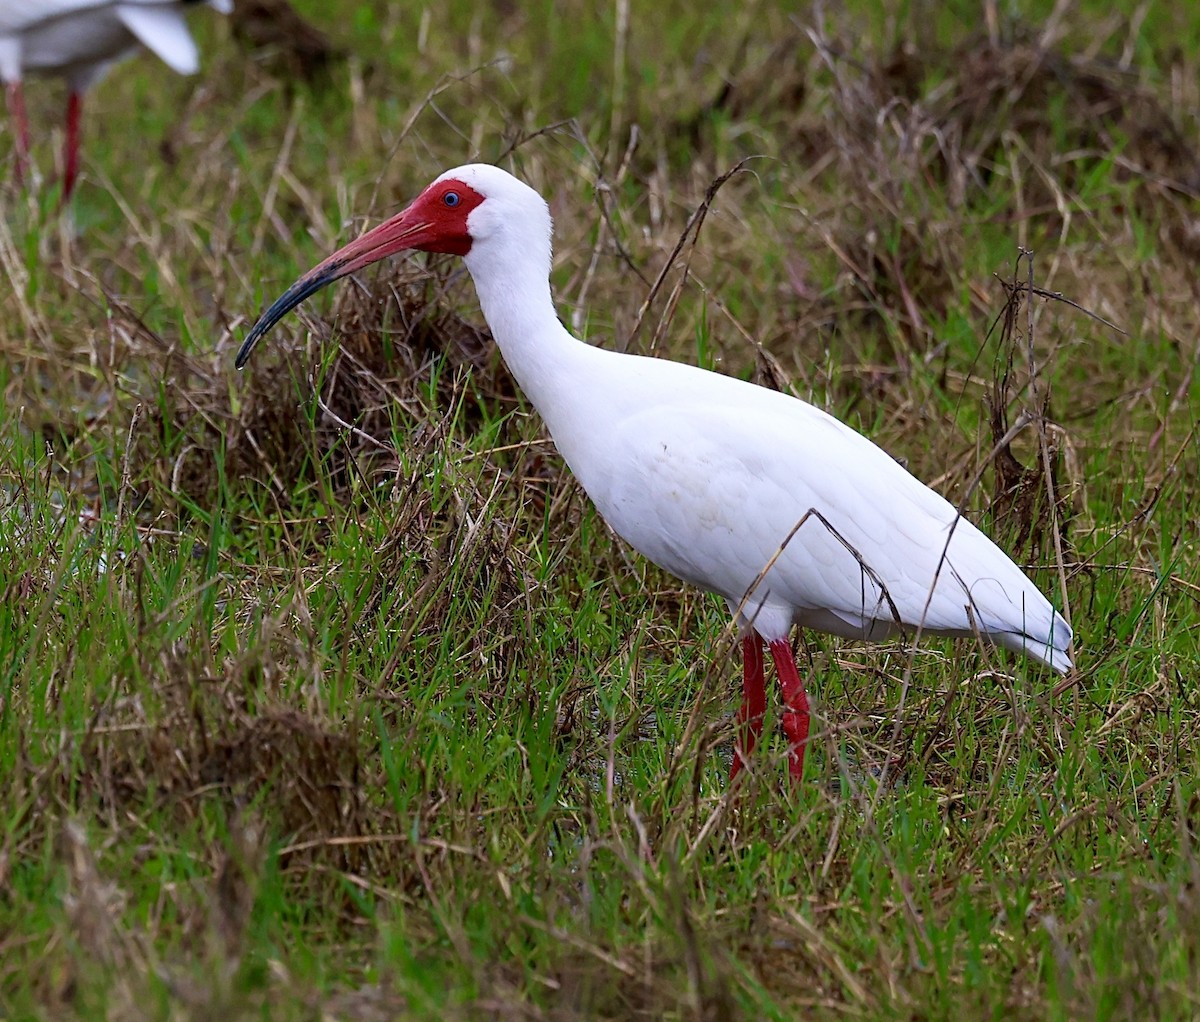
(115, 4, 196, 73)
(558, 351, 1071, 669)
(0, 1, 187, 35)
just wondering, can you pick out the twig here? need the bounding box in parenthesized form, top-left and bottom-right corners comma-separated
(628, 157, 761, 351)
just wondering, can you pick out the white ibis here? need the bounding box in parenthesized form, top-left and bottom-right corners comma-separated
(236, 164, 1074, 785)
(1, 0, 232, 200)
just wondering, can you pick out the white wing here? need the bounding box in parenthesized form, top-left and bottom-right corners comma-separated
(115, 4, 197, 74)
(0, 1, 228, 43)
(0, 1, 151, 35)
(0, 2, 96, 35)
(557, 351, 1072, 670)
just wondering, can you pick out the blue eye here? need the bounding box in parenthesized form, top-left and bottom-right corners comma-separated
(443, 191, 460, 207)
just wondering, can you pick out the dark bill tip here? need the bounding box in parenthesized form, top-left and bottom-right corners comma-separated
(234, 265, 343, 370)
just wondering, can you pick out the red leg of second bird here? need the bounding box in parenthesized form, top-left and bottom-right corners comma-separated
(769, 638, 811, 782)
(7, 81, 31, 185)
(62, 92, 83, 201)
(730, 632, 766, 780)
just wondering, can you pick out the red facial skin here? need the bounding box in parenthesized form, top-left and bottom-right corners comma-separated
(236, 178, 485, 368)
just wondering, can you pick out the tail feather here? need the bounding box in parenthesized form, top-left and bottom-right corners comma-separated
(995, 609, 1073, 673)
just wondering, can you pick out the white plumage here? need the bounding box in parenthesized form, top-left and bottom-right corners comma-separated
(553, 354, 1072, 672)
(1, 0, 231, 198)
(236, 163, 1075, 785)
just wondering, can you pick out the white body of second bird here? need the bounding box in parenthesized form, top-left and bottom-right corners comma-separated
(1, 0, 231, 197)
(235, 163, 1074, 785)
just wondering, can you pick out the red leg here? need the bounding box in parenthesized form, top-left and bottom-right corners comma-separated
(7, 80, 31, 186)
(730, 632, 766, 780)
(768, 637, 810, 783)
(62, 91, 83, 201)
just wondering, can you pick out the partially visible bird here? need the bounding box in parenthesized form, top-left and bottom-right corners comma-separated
(1, 0, 231, 201)
(235, 164, 1075, 787)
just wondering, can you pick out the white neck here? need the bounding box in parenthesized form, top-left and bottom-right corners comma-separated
(463, 236, 592, 424)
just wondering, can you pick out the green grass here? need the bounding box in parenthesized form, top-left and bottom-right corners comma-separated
(2, 0, 1200, 1017)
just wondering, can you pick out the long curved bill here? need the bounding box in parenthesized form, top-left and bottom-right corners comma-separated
(235, 206, 433, 369)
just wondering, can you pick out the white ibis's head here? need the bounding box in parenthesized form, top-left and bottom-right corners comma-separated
(235, 163, 550, 369)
